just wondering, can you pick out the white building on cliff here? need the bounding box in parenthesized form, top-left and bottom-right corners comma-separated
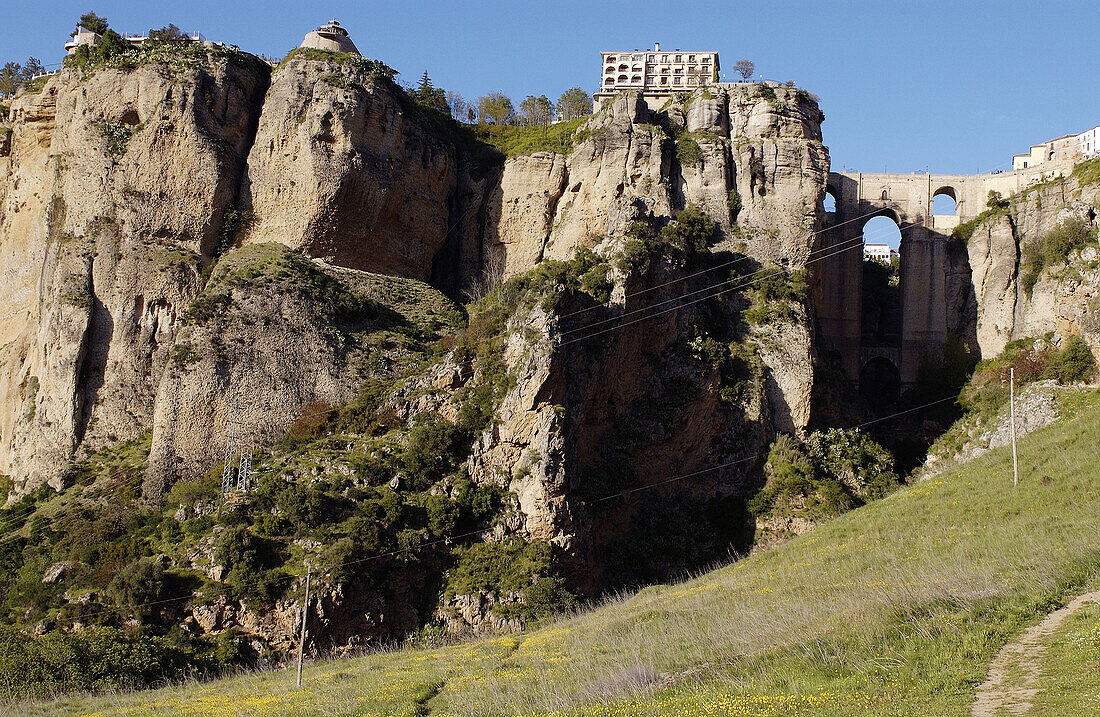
(593, 43, 719, 111)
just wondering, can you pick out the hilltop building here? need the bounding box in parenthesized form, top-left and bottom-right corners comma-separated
(593, 43, 719, 111)
(1012, 125, 1100, 170)
(300, 20, 359, 54)
(65, 25, 211, 54)
(863, 243, 899, 264)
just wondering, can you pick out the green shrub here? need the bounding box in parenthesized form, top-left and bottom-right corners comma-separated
(659, 205, 716, 255)
(806, 428, 900, 500)
(748, 435, 853, 519)
(1021, 218, 1094, 295)
(445, 538, 554, 598)
(106, 557, 164, 620)
(0, 625, 195, 698)
(675, 135, 702, 167)
(756, 83, 777, 104)
(727, 189, 742, 223)
(214, 525, 285, 605)
(1044, 336, 1096, 384)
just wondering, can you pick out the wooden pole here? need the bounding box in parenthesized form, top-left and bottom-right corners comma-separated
(296, 563, 311, 688)
(1010, 367, 1019, 487)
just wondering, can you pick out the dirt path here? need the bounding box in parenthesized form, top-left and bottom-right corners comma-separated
(970, 589, 1100, 716)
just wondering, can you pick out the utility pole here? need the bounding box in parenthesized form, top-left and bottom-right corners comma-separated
(1010, 367, 1019, 487)
(296, 563, 312, 688)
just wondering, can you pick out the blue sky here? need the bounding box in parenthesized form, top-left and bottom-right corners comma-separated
(4, 1, 1098, 175)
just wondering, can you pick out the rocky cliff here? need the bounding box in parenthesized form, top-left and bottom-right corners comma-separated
(955, 164, 1100, 358)
(0, 44, 834, 656)
(0, 49, 269, 494)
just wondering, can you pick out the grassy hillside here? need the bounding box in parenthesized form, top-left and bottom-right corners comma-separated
(18, 388, 1100, 716)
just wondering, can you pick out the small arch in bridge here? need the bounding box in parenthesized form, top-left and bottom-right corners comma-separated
(881, 189, 889, 200)
(932, 186, 958, 216)
(862, 213, 903, 251)
(860, 357, 900, 408)
(824, 189, 837, 214)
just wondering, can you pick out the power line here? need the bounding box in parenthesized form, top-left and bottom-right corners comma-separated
(555, 203, 906, 321)
(35, 391, 960, 626)
(562, 222, 916, 346)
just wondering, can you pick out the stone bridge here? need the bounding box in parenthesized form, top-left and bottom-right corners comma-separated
(814, 164, 1067, 401)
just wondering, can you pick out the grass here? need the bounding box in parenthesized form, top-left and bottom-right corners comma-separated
(1028, 577, 1100, 715)
(18, 388, 1100, 716)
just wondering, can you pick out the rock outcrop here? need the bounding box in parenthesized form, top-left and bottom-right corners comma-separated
(241, 55, 456, 281)
(0, 53, 269, 494)
(478, 86, 828, 281)
(957, 169, 1100, 359)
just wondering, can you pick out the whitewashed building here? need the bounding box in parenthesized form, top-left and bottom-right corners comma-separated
(864, 243, 898, 264)
(593, 43, 719, 111)
(1078, 126, 1100, 158)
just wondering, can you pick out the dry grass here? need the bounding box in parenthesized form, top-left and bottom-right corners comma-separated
(14, 390, 1100, 717)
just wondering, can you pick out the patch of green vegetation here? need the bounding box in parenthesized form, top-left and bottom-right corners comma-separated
(464, 115, 590, 158)
(675, 134, 702, 167)
(928, 334, 1096, 464)
(1020, 217, 1096, 296)
(756, 82, 777, 106)
(67, 32, 269, 84)
(743, 263, 807, 325)
(96, 121, 133, 157)
(46, 390, 1100, 717)
(1071, 156, 1100, 186)
(749, 429, 898, 524)
(276, 48, 396, 81)
(23, 376, 39, 421)
(168, 343, 200, 369)
(748, 435, 851, 521)
(727, 189, 742, 224)
(951, 191, 1016, 243)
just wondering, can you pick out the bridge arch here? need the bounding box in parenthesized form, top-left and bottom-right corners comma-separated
(859, 356, 901, 408)
(932, 185, 958, 216)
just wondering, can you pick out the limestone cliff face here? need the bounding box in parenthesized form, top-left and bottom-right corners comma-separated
(0, 55, 268, 494)
(241, 56, 456, 281)
(479, 87, 828, 280)
(957, 171, 1100, 358)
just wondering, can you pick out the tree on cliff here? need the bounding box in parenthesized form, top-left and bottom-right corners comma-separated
(147, 24, 188, 45)
(735, 58, 755, 80)
(415, 71, 449, 114)
(78, 11, 110, 35)
(519, 94, 553, 132)
(0, 63, 22, 97)
(446, 90, 468, 122)
(477, 92, 514, 125)
(20, 58, 44, 81)
(556, 87, 592, 121)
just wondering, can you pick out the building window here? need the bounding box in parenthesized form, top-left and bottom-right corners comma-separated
(605, 66, 614, 73)
(607, 56, 615, 62)
(604, 77, 614, 85)
(660, 77, 668, 85)
(661, 54, 668, 62)
(675, 54, 682, 62)
(618, 74, 627, 82)
(631, 75, 641, 83)
(688, 54, 695, 61)
(673, 77, 681, 85)
(881, 190, 889, 200)
(660, 67, 669, 74)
